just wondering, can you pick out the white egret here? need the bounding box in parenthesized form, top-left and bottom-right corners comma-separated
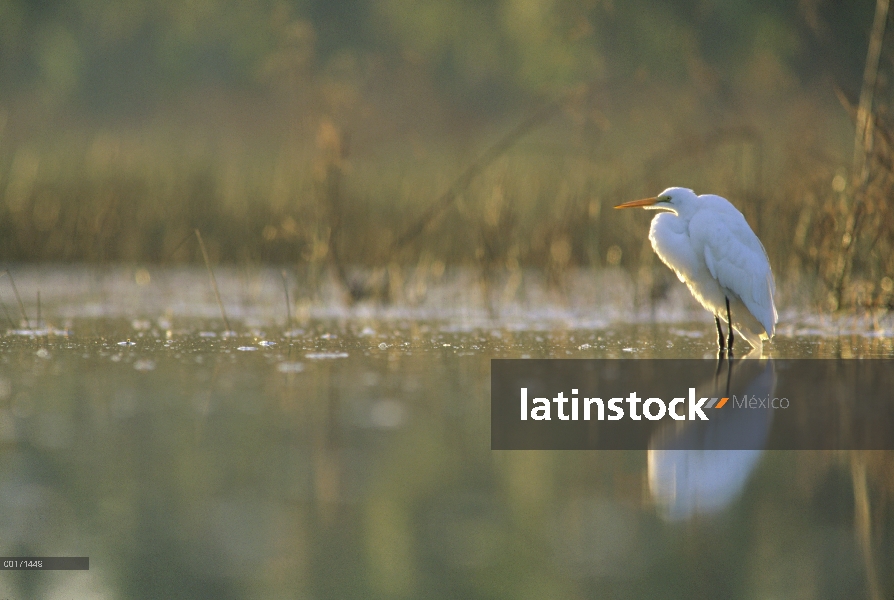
(615, 187, 777, 355)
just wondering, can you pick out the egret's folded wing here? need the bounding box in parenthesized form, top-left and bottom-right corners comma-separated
(694, 211, 777, 335)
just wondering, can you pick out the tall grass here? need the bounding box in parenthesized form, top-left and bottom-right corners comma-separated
(0, 75, 888, 311)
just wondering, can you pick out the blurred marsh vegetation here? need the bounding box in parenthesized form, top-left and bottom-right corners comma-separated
(0, 0, 893, 310)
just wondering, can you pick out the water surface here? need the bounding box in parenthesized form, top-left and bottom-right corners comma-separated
(0, 267, 891, 599)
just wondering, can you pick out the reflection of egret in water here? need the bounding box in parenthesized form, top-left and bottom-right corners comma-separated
(648, 359, 776, 521)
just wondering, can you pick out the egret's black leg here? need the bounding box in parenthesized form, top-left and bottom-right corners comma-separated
(715, 315, 726, 358)
(724, 351, 732, 396)
(725, 296, 734, 357)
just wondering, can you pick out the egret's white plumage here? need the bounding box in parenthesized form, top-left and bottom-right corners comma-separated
(615, 187, 777, 352)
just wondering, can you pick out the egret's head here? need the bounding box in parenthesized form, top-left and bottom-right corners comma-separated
(614, 187, 697, 213)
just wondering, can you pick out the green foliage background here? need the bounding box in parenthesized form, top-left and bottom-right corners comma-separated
(0, 0, 872, 110)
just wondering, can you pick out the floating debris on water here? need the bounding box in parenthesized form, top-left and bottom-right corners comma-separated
(258, 341, 276, 347)
(276, 361, 305, 373)
(237, 346, 258, 351)
(306, 352, 349, 359)
(9, 328, 69, 336)
(118, 341, 136, 347)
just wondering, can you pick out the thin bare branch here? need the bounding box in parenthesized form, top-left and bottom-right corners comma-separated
(281, 270, 292, 327)
(195, 229, 232, 333)
(389, 92, 572, 254)
(853, 0, 890, 186)
(2, 270, 31, 330)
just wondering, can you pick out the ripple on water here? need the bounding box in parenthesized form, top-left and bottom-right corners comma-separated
(133, 359, 156, 371)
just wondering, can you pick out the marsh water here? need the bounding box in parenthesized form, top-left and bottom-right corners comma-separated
(0, 267, 892, 599)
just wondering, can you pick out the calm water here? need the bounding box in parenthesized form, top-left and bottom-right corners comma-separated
(0, 267, 892, 599)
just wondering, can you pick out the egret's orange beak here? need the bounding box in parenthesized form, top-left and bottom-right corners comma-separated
(614, 197, 658, 209)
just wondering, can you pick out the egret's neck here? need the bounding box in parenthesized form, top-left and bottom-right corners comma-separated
(648, 206, 680, 217)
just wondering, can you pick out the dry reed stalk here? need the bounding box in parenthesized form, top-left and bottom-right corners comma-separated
(853, 0, 890, 186)
(281, 269, 292, 326)
(195, 229, 232, 332)
(0, 299, 13, 329)
(2, 270, 31, 330)
(834, 0, 891, 306)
